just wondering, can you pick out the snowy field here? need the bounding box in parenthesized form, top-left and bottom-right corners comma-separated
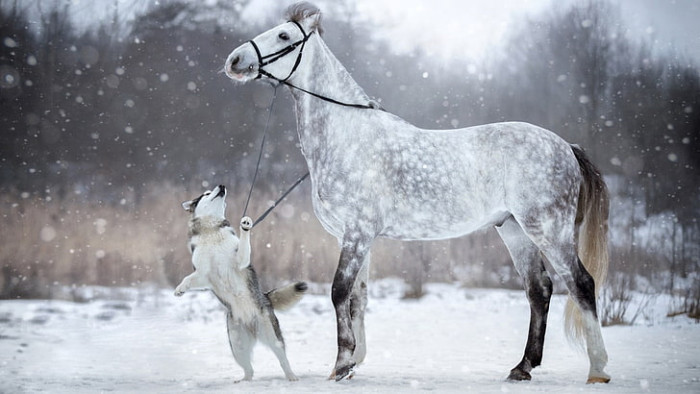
(1, 280, 698, 393)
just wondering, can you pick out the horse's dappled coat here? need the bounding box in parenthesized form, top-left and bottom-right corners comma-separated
(224, 1, 611, 384)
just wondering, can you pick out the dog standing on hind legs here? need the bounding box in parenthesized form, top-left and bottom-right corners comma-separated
(174, 184, 307, 382)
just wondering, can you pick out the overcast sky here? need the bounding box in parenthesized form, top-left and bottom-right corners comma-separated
(19, 0, 700, 64)
(616, 0, 700, 62)
(348, 0, 700, 63)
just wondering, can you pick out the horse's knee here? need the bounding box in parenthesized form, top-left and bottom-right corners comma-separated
(540, 273, 553, 301)
(528, 266, 552, 296)
(350, 281, 367, 317)
(332, 281, 352, 308)
(332, 246, 368, 308)
(522, 262, 552, 305)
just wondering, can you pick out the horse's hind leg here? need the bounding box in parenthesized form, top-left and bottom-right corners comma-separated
(497, 216, 553, 381)
(563, 256, 610, 383)
(517, 217, 610, 383)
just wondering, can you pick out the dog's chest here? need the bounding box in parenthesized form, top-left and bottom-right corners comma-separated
(190, 227, 236, 249)
(189, 228, 237, 264)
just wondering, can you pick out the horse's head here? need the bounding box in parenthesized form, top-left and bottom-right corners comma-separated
(224, 2, 322, 83)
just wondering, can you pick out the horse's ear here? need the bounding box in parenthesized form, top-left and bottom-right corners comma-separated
(304, 10, 322, 35)
(286, 2, 323, 35)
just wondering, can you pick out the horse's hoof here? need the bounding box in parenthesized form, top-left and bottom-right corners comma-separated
(332, 364, 355, 381)
(506, 368, 532, 381)
(586, 375, 611, 384)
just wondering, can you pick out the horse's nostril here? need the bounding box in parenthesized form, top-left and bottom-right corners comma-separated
(230, 56, 240, 69)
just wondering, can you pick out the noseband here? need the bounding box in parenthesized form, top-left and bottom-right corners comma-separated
(248, 21, 312, 83)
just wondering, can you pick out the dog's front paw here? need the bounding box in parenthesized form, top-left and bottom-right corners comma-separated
(240, 216, 253, 231)
(174, 288, 185, 297)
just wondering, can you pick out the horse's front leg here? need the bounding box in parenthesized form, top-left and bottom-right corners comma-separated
(329, 232, 372, 381)
(350, 257, 370, 366)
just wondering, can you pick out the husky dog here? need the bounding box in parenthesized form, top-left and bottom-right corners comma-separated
(174, 184, 307, 382)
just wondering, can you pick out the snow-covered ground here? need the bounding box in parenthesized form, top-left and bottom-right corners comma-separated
(1, 280, 698, 393)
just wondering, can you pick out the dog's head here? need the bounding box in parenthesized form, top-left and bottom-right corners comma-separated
(182, 185, 227, 219)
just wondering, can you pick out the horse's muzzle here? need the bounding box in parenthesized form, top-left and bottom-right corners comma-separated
(224, 44, 258, 81)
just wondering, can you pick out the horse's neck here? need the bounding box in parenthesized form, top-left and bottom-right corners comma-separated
(292, 35, 369, 106)
(290, 35, 369, 152)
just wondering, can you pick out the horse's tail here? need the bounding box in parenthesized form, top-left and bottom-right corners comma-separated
(565, 145, 610, 346)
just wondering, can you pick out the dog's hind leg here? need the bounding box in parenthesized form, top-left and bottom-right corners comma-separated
(497, 216, 553, 381)
(261, 311, 298, 381)
(226, 312, 254, 382)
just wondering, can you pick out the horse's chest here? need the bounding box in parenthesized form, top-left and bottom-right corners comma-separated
(310, 172, 368, 238)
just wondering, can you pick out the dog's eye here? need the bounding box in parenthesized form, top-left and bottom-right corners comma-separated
(278, 32, 290, 41)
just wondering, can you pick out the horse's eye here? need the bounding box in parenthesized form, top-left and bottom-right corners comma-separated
(278, 32, 290, 41)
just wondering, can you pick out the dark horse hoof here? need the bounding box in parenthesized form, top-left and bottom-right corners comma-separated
(331, 364, 356, 381)
(507, 368, 532, 381)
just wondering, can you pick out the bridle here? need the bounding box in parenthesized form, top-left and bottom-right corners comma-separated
(240, 21, 380, 229)
(248, 20, 311, 83)
(247, 21, 379, 110)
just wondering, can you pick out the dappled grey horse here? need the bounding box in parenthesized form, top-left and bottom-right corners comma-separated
(224, 2, 611, 384)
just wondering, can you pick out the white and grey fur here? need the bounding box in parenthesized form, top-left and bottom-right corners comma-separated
(175, 184, 307, 382)
(225, 2, 611, 385)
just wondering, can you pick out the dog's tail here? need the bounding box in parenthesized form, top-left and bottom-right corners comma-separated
(267, 282, 308, 311)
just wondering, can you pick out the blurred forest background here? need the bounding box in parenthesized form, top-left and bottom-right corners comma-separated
(0, 0, 698, 319)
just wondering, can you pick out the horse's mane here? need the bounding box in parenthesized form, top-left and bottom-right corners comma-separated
(285, 2, 323, 35)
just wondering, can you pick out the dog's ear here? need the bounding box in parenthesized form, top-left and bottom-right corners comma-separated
(182, 200, 194, 212)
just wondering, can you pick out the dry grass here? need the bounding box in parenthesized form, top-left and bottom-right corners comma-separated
(667, 278, 700, 321)
(1, 182, 526, 299)
(2, 182, 684, 311)
(600, 273, 658, 326)
(0, 187, 183, 298)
